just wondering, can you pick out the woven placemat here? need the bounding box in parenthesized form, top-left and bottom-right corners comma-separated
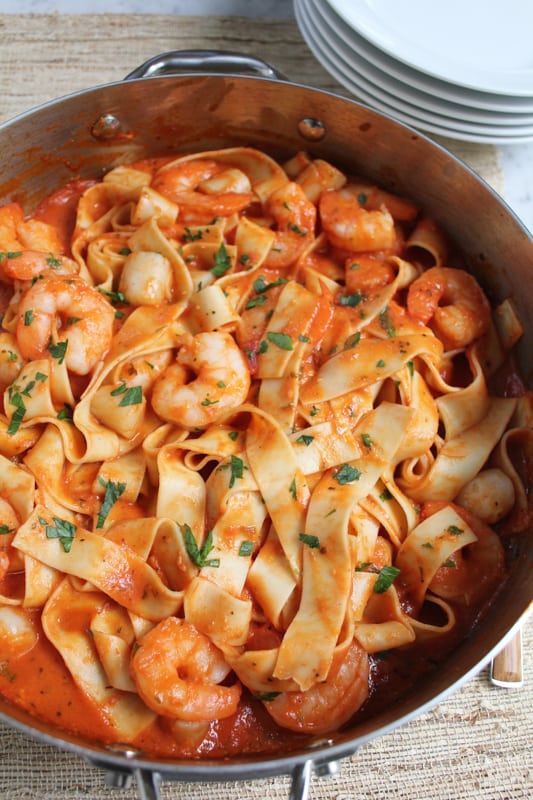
(0, 14, 530, 800)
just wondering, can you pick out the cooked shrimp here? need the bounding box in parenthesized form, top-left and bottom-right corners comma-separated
(151, 331, 251, 429)
(407, 266, 491, 350)
(0, 202, 64, 254)
(16, 274, 115, 375)
(319, 186, 397, 253)
(151, 159, 254, 224)
(263, 640, 369, 735)
(425, 501, 505, 605)
(130, 616, 241, 721)
(1, 250, 78, 282)
(344, 254, 396, 294)
(262, 181, 317, 269)
(0, 607, 38, 657)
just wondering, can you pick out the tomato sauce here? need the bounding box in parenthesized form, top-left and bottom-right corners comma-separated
(0, 585, 503, 759)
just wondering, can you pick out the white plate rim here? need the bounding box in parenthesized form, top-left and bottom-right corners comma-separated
(306, 0, 533, 127)
(315, 0, 533, 112)
(295, 0, 533, 145)
(325, 0, 533, 96)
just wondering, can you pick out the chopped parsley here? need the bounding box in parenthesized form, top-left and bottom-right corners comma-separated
(110, 381, 143, 407)
(339, 291, 365, 307)
(96, 477, 127, 529)
(57, 403, 74, 422)
(238, 540, 254, 557)
(40, 515, 77, 553)
(219, 455, 246, 489)
(361, 433, 373, 448)
(181, 524, 220, 568)
(288, 222, 307, 236)
(254, 691, 281, 701)
(447, 524, 464, 535)
(334, 463, 362, 484)
(183, 227, 203, 242)
(6, 388, 26, 435)
(245, 294, 267, 310)
(211, 242, 232, 277)
(299, 533, 321, 549)
(48, 339, 68, 364)
(296, 434, 314, 446)
(373, 565, 401, 594)
(379, 308, 396, 338)
(98, 288, 128, 305)
(253, 276, 288, 294)
(344, 332, 361, 349)
(266, 331, 293, 351)
(23, 309, 34, 326)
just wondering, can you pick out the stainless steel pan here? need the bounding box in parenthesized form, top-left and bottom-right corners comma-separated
(0, 50, 531, 800)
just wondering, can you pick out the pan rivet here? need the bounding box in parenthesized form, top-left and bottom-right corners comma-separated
(297, 117, 326, 141)
(91, 113, 122, 140)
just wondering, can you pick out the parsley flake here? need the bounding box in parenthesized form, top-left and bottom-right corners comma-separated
(267, 331, 293, 351)
(334, 464, 362, 484)
(339, 291, 365, 307)
(96, 477, 127, 529)
(181, 525, 220, 568)
(41, 515, 77, 553)
(211, 242, 232, 277)
(48, 340, 68, 364)
(238, 540, 254, 557)
(373, 565, 401, 594)
(299, 533, 321, 549)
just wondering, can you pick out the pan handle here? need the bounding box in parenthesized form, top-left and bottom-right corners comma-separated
(289, 760, 313, 800)
(134, 767, 162, 800)
(124, 50, 288, 82)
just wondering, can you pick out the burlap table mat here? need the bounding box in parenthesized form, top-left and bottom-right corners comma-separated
(0, 14, 530, 800)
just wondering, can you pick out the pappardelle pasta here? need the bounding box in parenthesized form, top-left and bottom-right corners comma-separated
(0, 146, 531, 756)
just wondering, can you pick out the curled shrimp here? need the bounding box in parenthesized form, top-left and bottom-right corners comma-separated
(16, 274, 115, 375)
(151, 331, 251, 429)
(151, 158, 254, 224)
(407, 266, 491, 349)
(1, 250, 78, 283)
(344, 254, 396, 294)
(319, 185, 397, 253)
(263, 640, 369, 735)
(425, 501, 505, 605)
(262, 181, 317, 269)
(130, 616, 241, 722)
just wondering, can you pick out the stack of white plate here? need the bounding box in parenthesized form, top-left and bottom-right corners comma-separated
(294, 0, 533, 144)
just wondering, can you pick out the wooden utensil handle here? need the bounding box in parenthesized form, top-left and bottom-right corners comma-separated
(490, 629, 523, 687)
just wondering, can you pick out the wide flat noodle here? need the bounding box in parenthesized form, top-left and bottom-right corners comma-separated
(273, 402, 413, 690)
(0, 144, 528, 752)
(13, 506, 183, 620)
